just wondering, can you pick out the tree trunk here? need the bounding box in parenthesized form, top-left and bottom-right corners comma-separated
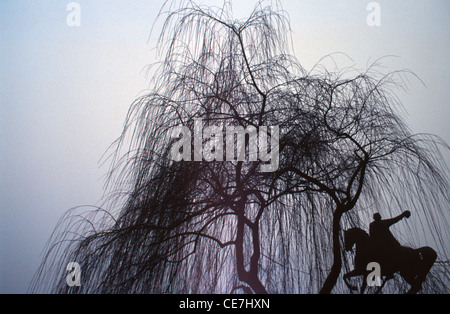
(235, 203, 267, 294)
(234, 162, 267, 294)
(320, 207, 344, 294)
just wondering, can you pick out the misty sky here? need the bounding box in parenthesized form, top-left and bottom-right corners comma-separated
(0, 0, 449, 293)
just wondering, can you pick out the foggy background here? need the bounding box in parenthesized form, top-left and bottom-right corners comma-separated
(0, 0, 448, 293)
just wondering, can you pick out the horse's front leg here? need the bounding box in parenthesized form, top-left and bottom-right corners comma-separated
(360, 276, 367, 294)
(344, 269, 362, 292)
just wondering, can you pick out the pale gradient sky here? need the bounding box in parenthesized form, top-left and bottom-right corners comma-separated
(0, 0, 448, 293)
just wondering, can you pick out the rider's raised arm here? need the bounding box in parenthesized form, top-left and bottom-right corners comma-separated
(383, 212, 407, 227)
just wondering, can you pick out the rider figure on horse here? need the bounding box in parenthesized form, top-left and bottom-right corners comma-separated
(344, 210, 436, 293)
(369, 210, 411, 278)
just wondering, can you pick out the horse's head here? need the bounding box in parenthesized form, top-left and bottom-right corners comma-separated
(344, 228, 369, 252)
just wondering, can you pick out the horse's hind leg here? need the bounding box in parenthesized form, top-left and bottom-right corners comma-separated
(375, 277, 388, 294)
(406, 247, 437, 294)
(407, 282, 421, 294)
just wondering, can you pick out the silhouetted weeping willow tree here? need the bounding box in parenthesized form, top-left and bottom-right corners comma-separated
(30, 0, 449, 294)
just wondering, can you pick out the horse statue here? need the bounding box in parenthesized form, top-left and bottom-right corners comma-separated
(343, 227, 437, 294)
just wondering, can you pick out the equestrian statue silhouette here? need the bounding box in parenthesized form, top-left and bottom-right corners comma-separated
(343, 211, 437, 294)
